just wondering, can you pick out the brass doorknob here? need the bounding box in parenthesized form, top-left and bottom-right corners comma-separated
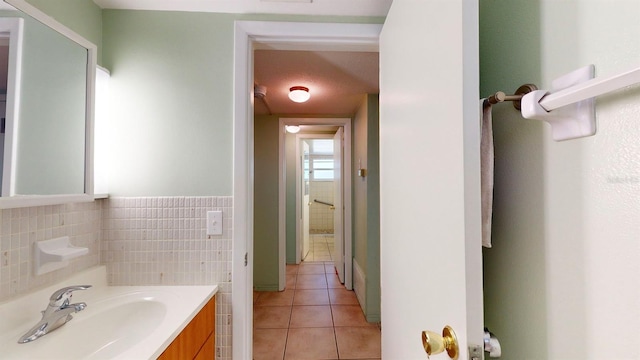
(421, 325, 459, 359)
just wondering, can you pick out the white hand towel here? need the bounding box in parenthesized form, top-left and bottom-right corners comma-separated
(480, 99, 494, 248)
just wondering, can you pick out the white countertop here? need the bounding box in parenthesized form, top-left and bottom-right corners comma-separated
(0, 266, 217, 359)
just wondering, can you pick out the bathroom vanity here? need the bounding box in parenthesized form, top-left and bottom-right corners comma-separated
(0, 266, 218, 359)
(158, 294, 216, 359)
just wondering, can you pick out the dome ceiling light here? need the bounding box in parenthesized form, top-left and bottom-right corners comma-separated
(285, 125, 301, 134)
(288, 86, 310, 103)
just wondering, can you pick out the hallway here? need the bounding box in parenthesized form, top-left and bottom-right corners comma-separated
(253, 261, 381, 359)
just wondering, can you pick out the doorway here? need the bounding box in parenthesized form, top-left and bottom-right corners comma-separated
(236, 7, 483, 357)
(254, 117, 379, 358)
(283, 119, 352, 289)
(297, 131, 354, 274)
(298, 134, 336, 264)
(233, 21, 383, 358)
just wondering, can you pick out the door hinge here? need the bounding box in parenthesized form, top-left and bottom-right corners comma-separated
(244, 252, 248, 266)
(468, 344, 483, 360)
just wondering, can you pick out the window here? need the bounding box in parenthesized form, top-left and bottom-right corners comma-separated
(309, 139, 333, 154)
(306, 139, 335, 181)
(311, 157, 334, 180)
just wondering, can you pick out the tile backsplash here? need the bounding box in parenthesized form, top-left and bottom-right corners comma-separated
(0, 196, 233, 360)
(0, 201, 103, 302)
(310, 180, 335, 233)
(101, 196, 233, 359)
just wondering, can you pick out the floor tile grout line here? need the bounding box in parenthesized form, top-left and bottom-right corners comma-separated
(282, 276, 297, 360)
(284, 267, 296, 360)
(327, 284, 341, 359)
(256, 261, 379, 359)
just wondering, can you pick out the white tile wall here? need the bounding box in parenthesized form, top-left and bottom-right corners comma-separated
(101, 196, 233, 360)
(309, 181, 334, 233)
(0, 201, 103, 302)
(0, 197, 233, 359)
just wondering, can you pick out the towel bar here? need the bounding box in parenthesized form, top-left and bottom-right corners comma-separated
(487, 84, 538, 110)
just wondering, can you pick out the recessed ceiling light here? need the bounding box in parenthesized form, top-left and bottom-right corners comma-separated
(288, 86, 310, 103)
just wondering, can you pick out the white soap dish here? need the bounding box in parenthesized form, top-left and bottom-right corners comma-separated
(34, 236, 88, 275)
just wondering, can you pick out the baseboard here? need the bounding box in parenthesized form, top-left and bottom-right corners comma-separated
(253, 284, 280, 291)
(353, 258, 366, 312)
(366, 313, 381, 323)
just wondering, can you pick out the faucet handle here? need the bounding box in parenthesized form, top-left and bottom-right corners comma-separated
(49, 285, 92, 307)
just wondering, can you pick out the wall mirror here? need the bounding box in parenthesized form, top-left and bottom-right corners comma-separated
(0, 0, 96, 209)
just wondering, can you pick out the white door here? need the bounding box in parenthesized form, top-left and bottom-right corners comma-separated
(332, 128, 344, 283)
(379, 1, 483, 359)
(301, 141, 310, 260)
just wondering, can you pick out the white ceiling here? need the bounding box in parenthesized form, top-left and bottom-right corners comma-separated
(92, 0, 392, 17)
(254, 50, 379, 116)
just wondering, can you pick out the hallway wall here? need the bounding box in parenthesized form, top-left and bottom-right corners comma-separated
(481, 1, 640, 359)
(254, 115, 281, 290)
(352, 94, 380, 322)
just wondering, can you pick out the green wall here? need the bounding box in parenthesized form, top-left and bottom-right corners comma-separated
(26, 0, 102, 64)
(254, 115, 280, 290)
(352, 94, 380, 322)
(481, 0, 640, 358)
(285, 131, 297, 264)
(480, 2, 547, 358)
(353, 96, 369, 272)
(102, 10, 235, 196)
(101, 10, 383, 196)
(364, 94, 380, 322)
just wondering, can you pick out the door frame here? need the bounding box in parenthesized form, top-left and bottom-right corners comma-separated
(285, 123, 351, 271)
(296, 135, 314, 263)
(233, 21, 382, 359)
(293, 131, 334, 265)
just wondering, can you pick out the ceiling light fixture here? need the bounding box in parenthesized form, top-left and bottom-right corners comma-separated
(285, 125, 301, 134)
(288, 86, 310, 103)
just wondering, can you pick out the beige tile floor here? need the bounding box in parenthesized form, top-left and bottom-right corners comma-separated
(253, 261, 381, 360)
(303, 234, 335, 262)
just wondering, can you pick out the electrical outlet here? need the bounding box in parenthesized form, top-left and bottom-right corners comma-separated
(206, 211, 223, 235)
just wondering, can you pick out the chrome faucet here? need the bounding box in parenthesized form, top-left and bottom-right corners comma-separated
(18, 285, 92, 344)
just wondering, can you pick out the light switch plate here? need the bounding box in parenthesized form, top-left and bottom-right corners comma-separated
(207, 211, 223, 235)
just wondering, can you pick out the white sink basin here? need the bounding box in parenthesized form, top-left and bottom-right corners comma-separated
(57, 295, 167, 359)
(0, 266, 217, 360)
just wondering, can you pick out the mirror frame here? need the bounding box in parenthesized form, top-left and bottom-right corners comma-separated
(0, 0, 96, 209)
